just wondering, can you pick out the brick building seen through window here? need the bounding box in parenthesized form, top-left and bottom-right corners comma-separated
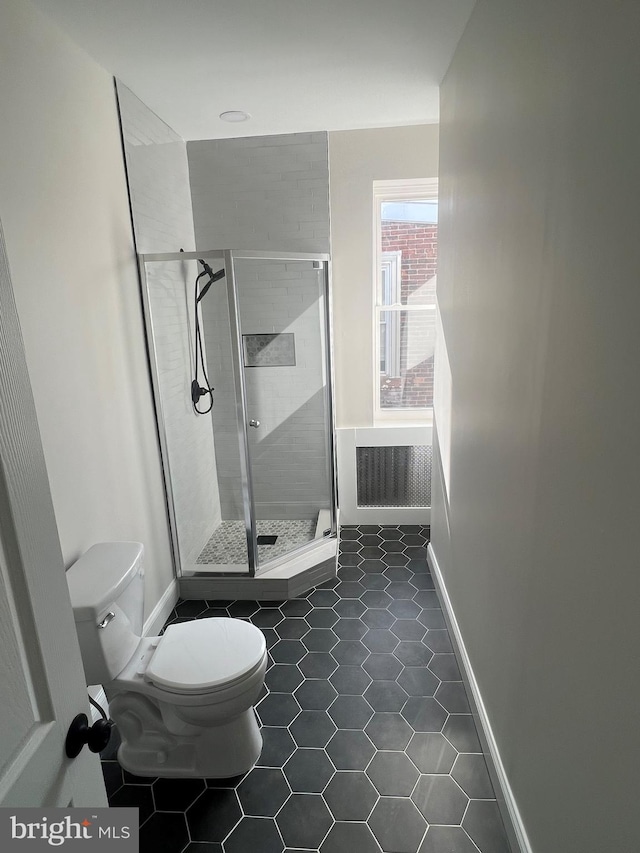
(379, 200, 438, 410)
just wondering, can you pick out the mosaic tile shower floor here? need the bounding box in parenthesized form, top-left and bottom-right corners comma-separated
(101, 525, 511, 853)
(197, 519, 316, 565)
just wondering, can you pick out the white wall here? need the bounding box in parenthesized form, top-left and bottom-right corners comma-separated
(0, 0, 173, 618)
(328, 126, 438, 523)
(117, 83, 221, 566)
(188, 133, 330, 253)
(433, 2, 640, 850)
(328, 125, 439, 428)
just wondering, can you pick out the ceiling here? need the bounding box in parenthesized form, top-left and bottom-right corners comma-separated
(33, 0, 476, 141)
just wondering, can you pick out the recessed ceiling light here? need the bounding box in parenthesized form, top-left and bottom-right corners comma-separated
(219, 110, 250, 123)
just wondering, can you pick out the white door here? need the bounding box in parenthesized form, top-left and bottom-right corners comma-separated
(0, 221, 107, 807)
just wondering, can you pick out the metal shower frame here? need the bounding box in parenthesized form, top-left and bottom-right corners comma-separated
(137, 249, 338, 579)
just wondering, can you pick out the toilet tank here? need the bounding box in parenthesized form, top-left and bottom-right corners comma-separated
(66, 542, 145, 685)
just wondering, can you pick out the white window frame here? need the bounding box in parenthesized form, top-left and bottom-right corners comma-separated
(380, 251, 402, 378)
(373, 177, 438, 424)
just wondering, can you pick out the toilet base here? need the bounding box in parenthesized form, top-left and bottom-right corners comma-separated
(114, 706, 263, 779)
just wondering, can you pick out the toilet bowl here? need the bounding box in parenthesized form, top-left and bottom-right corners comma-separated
(66, 542, 267, 778)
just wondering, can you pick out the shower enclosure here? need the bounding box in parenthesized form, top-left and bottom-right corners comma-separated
(138, 249, 337, 591)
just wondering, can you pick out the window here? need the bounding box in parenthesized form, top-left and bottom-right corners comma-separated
(373, 179, 438, 421)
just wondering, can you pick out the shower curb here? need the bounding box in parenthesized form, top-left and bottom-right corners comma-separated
(178, 553, 337, 601)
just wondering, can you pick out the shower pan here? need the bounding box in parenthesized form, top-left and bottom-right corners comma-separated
(138, 249, 338, 599)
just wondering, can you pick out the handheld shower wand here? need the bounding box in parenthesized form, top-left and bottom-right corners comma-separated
(191, 258, 225, 414)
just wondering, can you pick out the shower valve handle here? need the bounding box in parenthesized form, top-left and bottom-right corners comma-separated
(191, 380, 213, 405)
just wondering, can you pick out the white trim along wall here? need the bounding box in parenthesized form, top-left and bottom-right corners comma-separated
(427, 544, 532, 853)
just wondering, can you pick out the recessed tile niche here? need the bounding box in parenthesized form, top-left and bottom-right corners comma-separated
(242, 332, 296, 367)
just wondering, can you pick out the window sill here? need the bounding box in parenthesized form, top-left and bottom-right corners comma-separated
(374, 411, 433, 429)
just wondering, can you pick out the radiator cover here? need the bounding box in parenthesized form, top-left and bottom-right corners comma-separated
(356, 445, 432, 507)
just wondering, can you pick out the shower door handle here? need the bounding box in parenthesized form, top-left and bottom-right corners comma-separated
(249, 419, 260, 428)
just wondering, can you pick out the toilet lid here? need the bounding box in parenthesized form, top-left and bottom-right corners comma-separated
(145, 618, 266, 693)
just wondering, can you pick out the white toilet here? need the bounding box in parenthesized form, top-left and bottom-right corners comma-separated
(66, 542, 267, 778)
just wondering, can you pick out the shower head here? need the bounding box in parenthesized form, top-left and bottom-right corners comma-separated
(196, 258, 225, 303)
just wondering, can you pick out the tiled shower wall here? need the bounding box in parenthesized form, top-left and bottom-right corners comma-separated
(189, 133, 331, 521)
(242, 260, 329, 519)
(116, 83, 221, 565)
(187, 133, 330, 253)
(200, 260, 331, 522)
(199, 282, 243, 521)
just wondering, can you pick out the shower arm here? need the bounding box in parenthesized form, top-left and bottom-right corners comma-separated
(196, 264, 225, 303)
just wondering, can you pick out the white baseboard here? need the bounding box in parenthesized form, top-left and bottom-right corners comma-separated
(427, 543, 532, 853)
(143, 578, 179, 637)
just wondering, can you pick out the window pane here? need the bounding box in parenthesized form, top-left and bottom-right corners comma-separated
(380, 205, 437, 306)
(381, 201, 438, 224)
(379, 309, 436, 409)
(380, 322, 387, 372)
(380, 256, 399, 306)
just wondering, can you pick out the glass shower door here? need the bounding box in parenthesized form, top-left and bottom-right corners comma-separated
(232, 253, 335, 571)
(139, 253, 255, 576)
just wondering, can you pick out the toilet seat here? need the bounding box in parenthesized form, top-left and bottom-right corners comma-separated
(145, 618, 266, 695)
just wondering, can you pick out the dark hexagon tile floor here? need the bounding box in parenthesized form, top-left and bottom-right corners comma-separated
(101, 525, 511, 853)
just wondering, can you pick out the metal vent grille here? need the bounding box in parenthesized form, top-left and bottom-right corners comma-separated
(356, 445, 432, 508)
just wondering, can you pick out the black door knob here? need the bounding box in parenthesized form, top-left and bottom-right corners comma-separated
(65, 713, 113, 759)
